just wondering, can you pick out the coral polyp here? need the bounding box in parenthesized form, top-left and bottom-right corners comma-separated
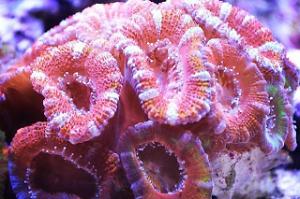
(9, 122, 119, 199)
(201, 39, 269, 144)
(118, 121, 212, 199)
(114, 8, 212, 125)
(0, 0, 298, 198)
(29, 41, 122, 144)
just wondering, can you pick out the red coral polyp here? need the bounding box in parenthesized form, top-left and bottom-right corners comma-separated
(115, 8, 213, 125)
(118, 121, 213, 199)
(178, 0, 285, 83)
(9, 122, 118, 199)
(201, 39, 270, 143)
(29, 41, 122, 144)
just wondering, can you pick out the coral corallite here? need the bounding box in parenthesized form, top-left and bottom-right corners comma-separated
(0, 0, 299, 198)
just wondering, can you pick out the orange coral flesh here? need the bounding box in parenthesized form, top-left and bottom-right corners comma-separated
(175, 0, 285, 83)
(29, 41, 122, 144)
(114, 8, 212, 125)
(18, 0, 156, 69)
(201, 39, 270, 143)
(118, 121, 212, 199)
(9, 122, 118, 199)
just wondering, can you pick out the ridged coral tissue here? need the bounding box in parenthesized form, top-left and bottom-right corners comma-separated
(0, 0, 299, 198)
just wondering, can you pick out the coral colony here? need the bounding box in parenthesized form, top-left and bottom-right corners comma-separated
(0, 0, 299, 198)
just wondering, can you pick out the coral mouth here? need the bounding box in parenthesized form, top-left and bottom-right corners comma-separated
(28, 152, 98, 199)
(136, 142, 184, 193)
(147, 39, 177, 92)
(215, 67, 241, 113)
(59, 72, 93, 111)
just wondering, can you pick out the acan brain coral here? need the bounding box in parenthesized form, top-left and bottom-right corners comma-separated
(0, 0, 298, 198)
